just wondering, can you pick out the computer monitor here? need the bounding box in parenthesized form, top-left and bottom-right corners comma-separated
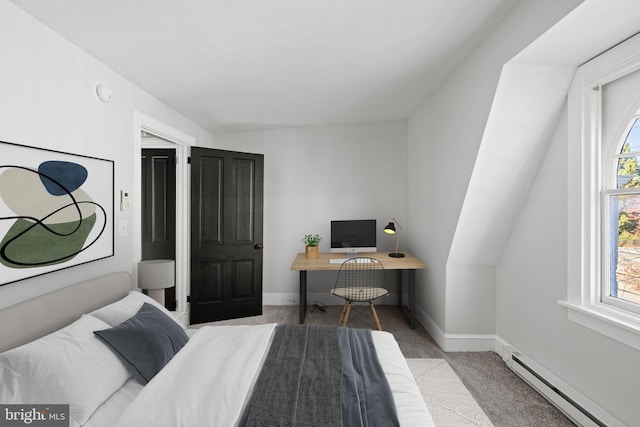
(330, 219, 377, 254)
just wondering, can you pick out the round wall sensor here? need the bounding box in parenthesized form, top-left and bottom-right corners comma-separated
(95, 84, 113, 103)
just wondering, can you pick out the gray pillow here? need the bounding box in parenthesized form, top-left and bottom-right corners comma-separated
(94, 302, 188, 384)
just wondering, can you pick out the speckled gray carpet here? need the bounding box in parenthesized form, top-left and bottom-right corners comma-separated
(196, 305, 576, 427)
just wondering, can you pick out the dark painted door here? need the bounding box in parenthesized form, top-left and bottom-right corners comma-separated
(190, 147, 264, 324)
(141, 149, 176, 310)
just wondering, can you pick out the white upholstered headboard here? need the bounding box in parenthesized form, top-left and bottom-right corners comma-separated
(0, 272, 132, 353)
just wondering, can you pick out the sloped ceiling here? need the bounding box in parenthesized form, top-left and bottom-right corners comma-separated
(448, 0, 640, 266)
(9, 0, 522, 134)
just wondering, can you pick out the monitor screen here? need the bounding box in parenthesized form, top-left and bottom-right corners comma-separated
(330, 219, 377, 254)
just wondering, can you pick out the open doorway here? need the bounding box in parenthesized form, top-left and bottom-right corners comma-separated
(141, 143, 176, 309)
(133, 112, 195, 321)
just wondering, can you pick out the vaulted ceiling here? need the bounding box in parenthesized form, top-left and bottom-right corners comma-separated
(10, 0, 522, 134)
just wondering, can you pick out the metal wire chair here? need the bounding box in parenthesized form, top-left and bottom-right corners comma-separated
(331, 257, 388, 330)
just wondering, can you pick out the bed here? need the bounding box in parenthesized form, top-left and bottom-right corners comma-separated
(0, 272, 434, 427)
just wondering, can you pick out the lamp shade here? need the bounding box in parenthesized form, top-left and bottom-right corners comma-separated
(138, 259, 175, 290)
(384, 222, 396, 234)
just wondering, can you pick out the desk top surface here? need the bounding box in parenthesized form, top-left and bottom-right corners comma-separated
(290, 251, 427, 271)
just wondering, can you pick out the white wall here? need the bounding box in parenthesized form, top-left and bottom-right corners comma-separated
(407, 0, 583, 339)
(409, 0, 639, 422)
(0, 0, 213, 309)
(210, 122, 409, 304)
(494, 2, 640, 423)
(497, 107, 640, 427)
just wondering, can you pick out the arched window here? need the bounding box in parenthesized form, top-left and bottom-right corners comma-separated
(565, 33, 640, 351)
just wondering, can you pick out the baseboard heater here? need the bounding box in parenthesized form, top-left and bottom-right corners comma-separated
(503, 347, 620, 427)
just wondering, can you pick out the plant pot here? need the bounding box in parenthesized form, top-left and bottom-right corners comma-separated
(305, 246, 319, 259)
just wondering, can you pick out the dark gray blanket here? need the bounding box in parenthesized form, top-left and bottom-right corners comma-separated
(339, 327, 400, 427)
(243, 325, 400, 427)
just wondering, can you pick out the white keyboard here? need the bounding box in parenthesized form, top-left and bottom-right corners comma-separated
(329, 258, 372, 264)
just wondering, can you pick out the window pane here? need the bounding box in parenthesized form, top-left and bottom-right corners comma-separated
(617, 155, 640, 188)
(624, 118, 640, 153)
(617, 118, 640, 188)
(610, 194, 640, 305)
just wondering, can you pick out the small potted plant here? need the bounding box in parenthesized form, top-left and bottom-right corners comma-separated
(302, 234, 322, 258)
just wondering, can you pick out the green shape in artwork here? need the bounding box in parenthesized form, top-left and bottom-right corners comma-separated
(0, 214, 97, 268)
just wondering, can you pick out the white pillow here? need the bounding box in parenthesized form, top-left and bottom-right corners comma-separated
(0, 314, 130, 427)
(90, 291, 185, 329)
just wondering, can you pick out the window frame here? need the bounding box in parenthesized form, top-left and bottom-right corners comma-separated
(564, 33, 640, 351)
(602, 115, 640, 315)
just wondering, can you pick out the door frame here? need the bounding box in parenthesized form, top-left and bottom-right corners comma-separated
(133, 111, 195, 316)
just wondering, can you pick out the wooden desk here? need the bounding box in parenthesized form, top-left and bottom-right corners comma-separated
(290, 251, 427, 328)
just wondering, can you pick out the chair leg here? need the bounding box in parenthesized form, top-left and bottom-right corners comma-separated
(337, 302, 349, 326)
(370, 303, 382, 331)
(342, 303, 352, 327)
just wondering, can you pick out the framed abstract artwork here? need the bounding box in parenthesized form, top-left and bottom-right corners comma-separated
(0, 141, 114, 286)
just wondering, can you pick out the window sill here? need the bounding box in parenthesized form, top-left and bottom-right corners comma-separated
(558, 300, 640, 351)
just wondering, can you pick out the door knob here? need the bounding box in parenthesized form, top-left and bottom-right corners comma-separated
(254, 243, 263, 250)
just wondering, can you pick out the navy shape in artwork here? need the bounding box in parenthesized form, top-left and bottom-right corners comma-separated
(38, 161, 88, 196)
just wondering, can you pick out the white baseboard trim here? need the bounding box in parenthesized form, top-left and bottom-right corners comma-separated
(263, 295, 493, 351)
(496, 338, 625, 427)
(262, 292, 299, 306)
(442, 333, 498, 352)
(262, 292, 401, 307)
(414, 304, 497, 352)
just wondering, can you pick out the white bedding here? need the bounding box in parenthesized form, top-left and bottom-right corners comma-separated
(372, 331, 433, 427)
(84, 379, 143, 427)
(94, 324, 433, 427)
(0, 279, 433, 426)
(116, 324, 277, 427)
